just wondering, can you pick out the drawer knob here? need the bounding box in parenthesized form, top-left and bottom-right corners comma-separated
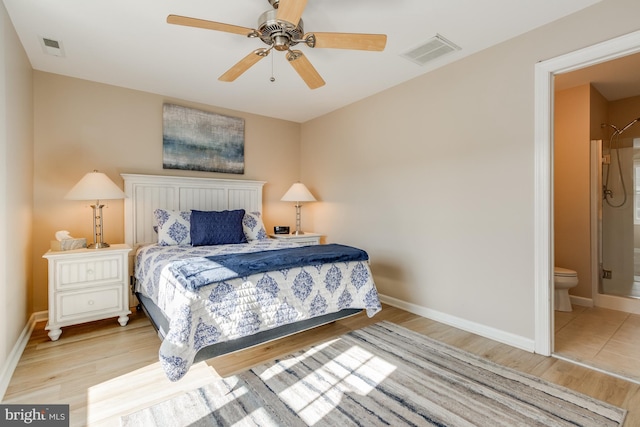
(87, 269, 94, 275)
(87, 300, 95, 305)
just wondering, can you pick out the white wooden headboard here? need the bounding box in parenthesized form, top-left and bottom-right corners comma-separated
(121, 174, 265, 249)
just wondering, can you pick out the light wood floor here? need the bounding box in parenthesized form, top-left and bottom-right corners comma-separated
(555, 304, 640, 384)
(4, 305, 640, 426)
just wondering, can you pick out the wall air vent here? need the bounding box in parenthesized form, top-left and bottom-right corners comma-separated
(401, 34, 460, 66)
(39, 36, 65, 57)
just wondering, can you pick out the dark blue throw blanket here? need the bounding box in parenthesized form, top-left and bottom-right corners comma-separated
(170, 243, 369, 291)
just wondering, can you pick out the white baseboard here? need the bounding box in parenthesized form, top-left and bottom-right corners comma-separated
(378, 294, 535, 353)
(0, 311, 46, 401)
(2, 301, 540, 400)
(569, 295, 593, 307)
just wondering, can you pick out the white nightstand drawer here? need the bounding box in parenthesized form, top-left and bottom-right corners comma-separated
(269, 233, 322, 245)
(55, 254, 125, 290)
(288, 236, 320, 245)
(56, 286, 124, 323)
(44, 244, 132, 341)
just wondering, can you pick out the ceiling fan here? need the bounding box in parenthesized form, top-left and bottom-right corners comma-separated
(167, 0, 387, 89)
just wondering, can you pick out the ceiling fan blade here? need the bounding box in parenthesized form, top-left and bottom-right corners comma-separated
(276, 0, 307, 25)
(219, 49, 269, 82)
(286, 50, 325, 90)
(306, 32, 387, 51)
(167, 14, 254, 36)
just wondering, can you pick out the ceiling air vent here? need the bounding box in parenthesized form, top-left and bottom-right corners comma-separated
(401, 34, 460, 66)
(39, 36, 65, 57)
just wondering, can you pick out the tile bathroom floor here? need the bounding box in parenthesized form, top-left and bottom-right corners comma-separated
(555, 305, 640, 383)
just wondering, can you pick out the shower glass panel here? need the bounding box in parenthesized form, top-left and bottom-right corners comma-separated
(600, 137, 640, 298)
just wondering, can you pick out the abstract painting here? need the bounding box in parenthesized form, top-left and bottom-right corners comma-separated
(162, 104, 245, 174)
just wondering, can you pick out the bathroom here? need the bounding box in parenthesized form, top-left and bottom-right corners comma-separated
(553, 53, 640, 382)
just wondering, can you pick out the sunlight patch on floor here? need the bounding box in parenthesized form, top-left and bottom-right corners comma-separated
(273, 345, 397, 425)
(86, 360, 220, 425)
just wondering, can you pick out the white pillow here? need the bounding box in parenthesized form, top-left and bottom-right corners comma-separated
(154, 209, 191, 246)
(243, 211, 268, 241)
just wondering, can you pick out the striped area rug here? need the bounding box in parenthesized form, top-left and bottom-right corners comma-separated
(122, 321, 626, 426)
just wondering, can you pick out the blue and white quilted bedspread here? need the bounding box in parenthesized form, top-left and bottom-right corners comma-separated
(135, 239, 381, 381)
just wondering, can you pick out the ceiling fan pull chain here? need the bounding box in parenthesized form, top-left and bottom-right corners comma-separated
(270, 53, 276, 82)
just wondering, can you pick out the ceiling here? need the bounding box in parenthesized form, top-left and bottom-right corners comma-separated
(4, 0, 603, 123)
(555, 52, 640, 101)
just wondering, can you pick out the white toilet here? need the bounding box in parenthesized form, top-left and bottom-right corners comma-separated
(554, 267, 578, 312)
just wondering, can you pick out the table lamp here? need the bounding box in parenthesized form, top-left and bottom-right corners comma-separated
(281, 182, 316, 235)
(65, 170, 125, 248)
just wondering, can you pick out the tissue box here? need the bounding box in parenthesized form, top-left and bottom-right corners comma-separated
(50, 238, 87, 251)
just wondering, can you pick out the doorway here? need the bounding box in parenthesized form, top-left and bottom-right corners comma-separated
(534, 30, 640, 356)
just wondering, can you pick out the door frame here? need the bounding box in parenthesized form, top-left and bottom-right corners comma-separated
(534, 30, 640, 355)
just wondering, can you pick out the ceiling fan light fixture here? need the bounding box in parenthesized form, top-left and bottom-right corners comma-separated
(167, 0, 383, 89)
(273, 35, 290, 51)
(257, 9, 304, 48)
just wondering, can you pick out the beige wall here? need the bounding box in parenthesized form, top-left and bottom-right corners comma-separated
(301, 0, 640, 339)
(590, 86, 609, 144)
(0, 1, 33, 388)
(609, 96, 640, 140)
(554, 84, 593, 299)
(32, 72, 301, 312)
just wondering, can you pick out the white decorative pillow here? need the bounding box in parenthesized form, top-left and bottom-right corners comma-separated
(154, 209, 191, 246)
(243, 211, 268, 241)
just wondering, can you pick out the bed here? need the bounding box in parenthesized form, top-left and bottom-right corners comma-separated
(122, 173, 381, 381)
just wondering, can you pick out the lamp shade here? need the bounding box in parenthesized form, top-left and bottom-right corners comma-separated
(280, 182, 316, 202)
(65, 171, 125, 201)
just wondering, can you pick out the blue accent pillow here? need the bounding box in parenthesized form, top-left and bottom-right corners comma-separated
(190, 209, 248, 246)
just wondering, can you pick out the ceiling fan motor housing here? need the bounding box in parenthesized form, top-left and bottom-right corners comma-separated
(257, 9, 304, 51)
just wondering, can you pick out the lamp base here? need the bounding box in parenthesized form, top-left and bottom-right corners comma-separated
(88, 242, 110, 249)
(292, 230, 305, 235)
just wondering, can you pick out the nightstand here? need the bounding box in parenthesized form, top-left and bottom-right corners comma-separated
(269, 232, 322, 245)
(42, 244, 132, 341)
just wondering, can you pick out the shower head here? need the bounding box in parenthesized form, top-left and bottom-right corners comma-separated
(602, 117, 640, 135)
(620, 117, 640, 134)
(602, 123, 621, 133)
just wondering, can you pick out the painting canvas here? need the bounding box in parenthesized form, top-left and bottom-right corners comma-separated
(162, 104, 245, 174)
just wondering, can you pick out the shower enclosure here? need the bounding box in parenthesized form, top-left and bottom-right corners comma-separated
(592, 129, 640, 313)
